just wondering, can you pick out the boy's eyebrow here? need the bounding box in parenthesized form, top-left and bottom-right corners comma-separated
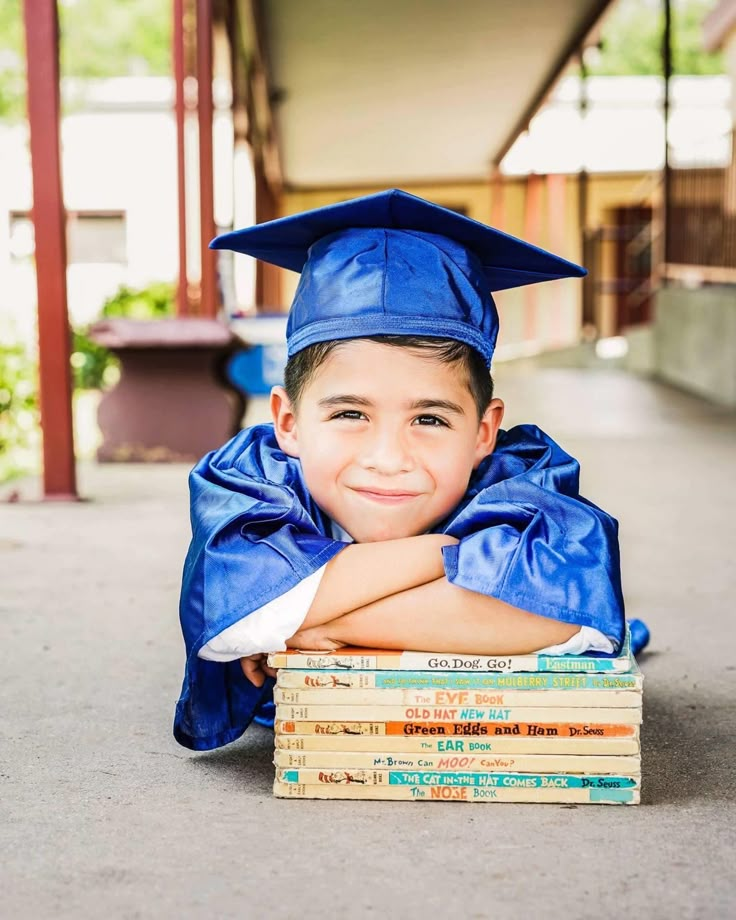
(318, 394, 374, 408)
(317, 395, 466, 415)
(409, 398, 466, 415)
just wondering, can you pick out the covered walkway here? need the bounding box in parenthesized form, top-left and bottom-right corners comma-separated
(2, 367, 735, 918)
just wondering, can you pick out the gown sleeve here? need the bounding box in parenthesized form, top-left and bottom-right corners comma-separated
(440, 425, 626, 649)
(173, 424, 347, 751)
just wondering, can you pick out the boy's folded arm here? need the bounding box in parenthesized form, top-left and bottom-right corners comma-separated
(300, 533, 458, 629)
(292, 576, 579, 656)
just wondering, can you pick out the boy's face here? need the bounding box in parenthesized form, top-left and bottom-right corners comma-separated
(271, 340, 504, 543)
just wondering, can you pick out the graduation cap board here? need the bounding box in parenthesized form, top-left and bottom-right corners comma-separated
(211, 189, 586, 366)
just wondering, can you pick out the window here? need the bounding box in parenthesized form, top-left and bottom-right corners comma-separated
(8, 210, 127, 264)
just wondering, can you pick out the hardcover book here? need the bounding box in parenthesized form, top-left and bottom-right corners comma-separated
(275, 666, 643, 692)
(274, 720, 640, 738)
(268, 630, 633, 674)
(276, 768, 640, 790)
(274, 704, 642, 725)
(275, 734, 641, 754)
(273, 782, 639, 804)
(273, 687, 642, 708)
(273, 749, 641, 774)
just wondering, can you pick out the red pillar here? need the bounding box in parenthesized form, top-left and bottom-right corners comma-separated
(196, 0, 218, 318)
(173, 0, 190, 316)
(254, 163, 281, 309)
(490, 165, 505, 230)
(523, 174, 544, 344)
(546, 173, 567, 346)
(23, 0, 78, 500)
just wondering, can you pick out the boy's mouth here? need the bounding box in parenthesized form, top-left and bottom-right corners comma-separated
(350, 487, 421, 505)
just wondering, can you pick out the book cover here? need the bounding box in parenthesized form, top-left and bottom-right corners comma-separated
(273, 782, 639, 804)
(275, 667, 643, 692)
(274, 703, 642, 724)
(275, 734, 641, 754)
(274, 720, 639, 738)
(277, 768, 640, 790)
(273, 687, 641, 707)
(268, 631, 633, 674)
(273, 749, 641, 774)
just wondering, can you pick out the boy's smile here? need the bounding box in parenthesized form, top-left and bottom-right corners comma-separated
(271, 340, 503, 543)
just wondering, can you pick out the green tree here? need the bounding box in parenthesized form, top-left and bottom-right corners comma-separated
(0, 1, 24, 119)
(590, 0, 725, 76)
(0, 0, 170, 122)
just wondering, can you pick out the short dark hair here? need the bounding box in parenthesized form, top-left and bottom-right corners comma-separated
(283, 335, 494, 419)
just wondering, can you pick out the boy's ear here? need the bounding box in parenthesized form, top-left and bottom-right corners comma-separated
(270, 386, 300, 457)
(473, 398, 504, 468)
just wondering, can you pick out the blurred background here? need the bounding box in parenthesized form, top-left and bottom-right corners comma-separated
(1, 0, 734, 493)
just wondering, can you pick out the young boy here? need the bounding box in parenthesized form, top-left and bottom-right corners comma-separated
(174, 189, 630, 752)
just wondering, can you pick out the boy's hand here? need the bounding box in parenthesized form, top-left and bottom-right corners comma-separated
(240, 653, 277, 687)
(287, 625, 346, 651)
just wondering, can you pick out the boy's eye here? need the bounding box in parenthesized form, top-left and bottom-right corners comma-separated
(330, 410, 367, 421)
(413, 414, 449, 427)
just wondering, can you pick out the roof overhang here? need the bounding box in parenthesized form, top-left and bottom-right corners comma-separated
(255, 0, 614, 188)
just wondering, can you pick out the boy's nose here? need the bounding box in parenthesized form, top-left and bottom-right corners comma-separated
(359, 427, 415, 475)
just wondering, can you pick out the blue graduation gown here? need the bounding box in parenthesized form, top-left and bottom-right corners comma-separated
(174, 423, 625, 751)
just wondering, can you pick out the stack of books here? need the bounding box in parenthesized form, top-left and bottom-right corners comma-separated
(268, 630, 642, 804)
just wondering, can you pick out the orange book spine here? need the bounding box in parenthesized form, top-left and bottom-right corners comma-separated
(274, 720, 639, 739)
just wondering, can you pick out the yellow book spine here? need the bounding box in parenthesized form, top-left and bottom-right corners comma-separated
(273, 749, 641, 774)
(273, 782, 640, 804)
(275, 734, 641, 754)
(275, 704, 642, 724)
(273, 687, 642, 707)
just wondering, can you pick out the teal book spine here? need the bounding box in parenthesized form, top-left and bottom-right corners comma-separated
(279, 768, 639, 790)
(276, 668, 643, 691)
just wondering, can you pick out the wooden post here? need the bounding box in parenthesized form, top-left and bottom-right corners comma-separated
(547, 173, 567, 346)
(577, 48, 594, 331)
(197, 0, 218, 317)
(662, 0, 673, 271)
(523, 174, 544, 344)
(490, 164, 505, 230)
(173, 0, 190, 316)
(22, 0, 78, 500)
(254, 160, 281, 309)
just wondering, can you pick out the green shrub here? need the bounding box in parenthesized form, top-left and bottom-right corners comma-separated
(0, 342, 40, 482)
(71, 281, 175, 390)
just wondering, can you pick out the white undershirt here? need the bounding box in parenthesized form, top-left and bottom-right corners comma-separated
(198, 521, 614, 662)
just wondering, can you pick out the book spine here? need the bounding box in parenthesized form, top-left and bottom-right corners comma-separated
(275, 705, 642, 724)
(275, 670, 643, 691)
(274, 720, 639, 738)
(273, 782, 639, 804)
(273, 687, 641, 707)
(273, 750, 641, 774)
(268, 650, 633, 673)
(277, 768, 640, 790)
(275, 734, 641, 754)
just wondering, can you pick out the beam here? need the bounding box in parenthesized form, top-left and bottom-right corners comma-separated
(22, 0, 77, 500)
(662, 0, 673, 268)
(494, 0, 616, 166)
(197, 0, 218, 317)
(254, 163, 281, 308)
(173, 0, 189, 316)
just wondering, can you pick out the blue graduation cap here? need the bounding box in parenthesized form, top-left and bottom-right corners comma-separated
(211, 188, 586, 366)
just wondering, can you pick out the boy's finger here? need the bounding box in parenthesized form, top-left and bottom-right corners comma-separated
(240, 656, 264, 687)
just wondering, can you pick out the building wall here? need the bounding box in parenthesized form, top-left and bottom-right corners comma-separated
(653, 285, 736, 407)
(280, 172, 655, 357)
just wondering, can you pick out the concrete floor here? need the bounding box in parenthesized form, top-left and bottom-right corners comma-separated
(2, 367, 735, 920)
